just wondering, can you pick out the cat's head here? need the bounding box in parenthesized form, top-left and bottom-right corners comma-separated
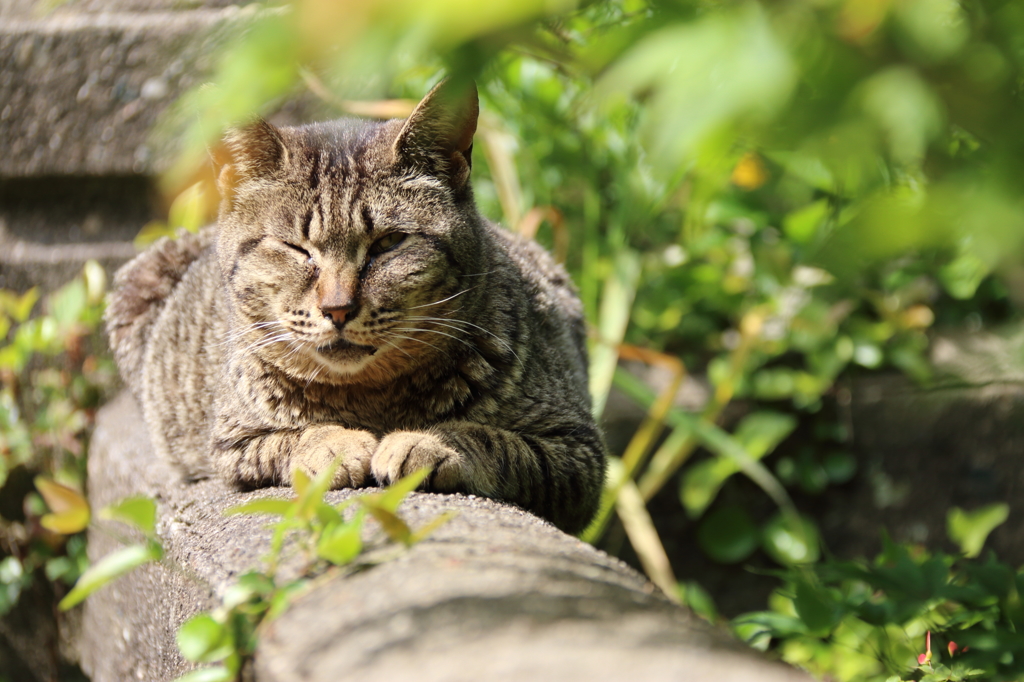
(215, 79, 488, 383)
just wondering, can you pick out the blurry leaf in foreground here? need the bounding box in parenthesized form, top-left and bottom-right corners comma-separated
(59, 542, 163, 610)
(948, 503, 1009, 558)
(100, 496, 158, 536)
(858, 66, 943, 165)
(177, 612, 234, 663)
(595, 4, 795, 173)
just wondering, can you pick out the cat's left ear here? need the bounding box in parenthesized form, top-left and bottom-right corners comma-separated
(393, 79, 479, 191)
(215, 119, 289, 210)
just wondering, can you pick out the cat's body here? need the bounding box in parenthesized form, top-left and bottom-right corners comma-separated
(106, 81, 605, 534)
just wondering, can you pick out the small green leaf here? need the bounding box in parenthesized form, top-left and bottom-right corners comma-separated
(177, 613, 233, 663)
(679, 457, 736, 518)
(0, 287, 40, 323)
(783, 199, 829, 243)
(793, 579, 842, 634)
(410, 510, 458, 544)
(761, 513, 820, 566)
(100, 496, 157, 536)
(134, 221, 178, 249)
(696, 505, 759, 564)
(734, 411, 797, 459)
(678, 580, 719, 623)
(317, 519, 363, 565)
(360, 502, 412, 545)
(948, 503, 1009, 558)
(82, 260, 107, 304)
(171, 667, 234, 682)
(59, 543, 162, 610)
(224, 498, 295, 517)
(377, 467, 432, 513)
(292, 467, 311, 498)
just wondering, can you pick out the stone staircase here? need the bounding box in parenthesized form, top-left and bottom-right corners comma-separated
(0, 0, 253, 293)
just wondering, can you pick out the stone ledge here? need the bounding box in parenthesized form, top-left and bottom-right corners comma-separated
(0, 5, 252, 178)
(79, 392, 811, 682)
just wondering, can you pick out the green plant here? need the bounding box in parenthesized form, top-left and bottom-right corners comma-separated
(0, 263, 117, 616)
(735, 504, 1019, 682)
(48, 460, 450, 682)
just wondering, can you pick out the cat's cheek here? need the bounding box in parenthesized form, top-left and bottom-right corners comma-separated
(372, 431, 469, 492)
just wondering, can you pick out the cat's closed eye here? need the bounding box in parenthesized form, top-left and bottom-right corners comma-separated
(369, 232, 407, 256)
(282, 241, 314, 263)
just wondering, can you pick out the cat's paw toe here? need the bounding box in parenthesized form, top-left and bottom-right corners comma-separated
(372, 431, 462, 489)
(295, 428, 376, 488)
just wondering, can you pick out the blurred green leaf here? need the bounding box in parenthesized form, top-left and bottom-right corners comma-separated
(793, 579, 842, 634)
(100, 496, 158, 536)
(225, 498, 296, 517)
(317, 519, 363, 566)
(761, 513, 820, 566)
(59, 542, 162, 610)
(696, 505, 759, 564)
(177, 613, 233, 663)
(678, 580, 719, 624)
(948, 504, 1009, 558)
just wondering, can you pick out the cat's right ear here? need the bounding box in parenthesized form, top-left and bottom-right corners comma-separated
(215, 119, 288, 209)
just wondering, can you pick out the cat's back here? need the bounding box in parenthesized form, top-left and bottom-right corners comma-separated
(105, 228, 217, 392)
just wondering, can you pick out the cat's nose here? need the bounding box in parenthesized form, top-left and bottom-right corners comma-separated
(321, 302, 358, 326)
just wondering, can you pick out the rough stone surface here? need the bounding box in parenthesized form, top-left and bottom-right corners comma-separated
(0, 5, 250, 178)
(79, 392, 811, 682)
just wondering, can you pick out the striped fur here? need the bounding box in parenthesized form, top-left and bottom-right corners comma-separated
(105, 81, 606, 534)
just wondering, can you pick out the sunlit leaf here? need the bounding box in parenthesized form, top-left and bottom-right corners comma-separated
(59, 542, 162, 610)
(177, 613, 233, 663)
(100, 496, 158, 536)
(948, 504, 1009, 558)
(761, 513, 820, 566)
(359, 502, 412, 545)
(224, 498, 296, 517)
(36, 477, 90, 533)
(376, 466, 431, 513)
(317, 519, 363, 565)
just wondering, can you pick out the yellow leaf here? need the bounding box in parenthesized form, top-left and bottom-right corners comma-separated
(41, 509, 90, 535)
(35, 477, 89, 515)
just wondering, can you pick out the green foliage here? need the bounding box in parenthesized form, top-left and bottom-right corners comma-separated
(735, 518, 1015, 682)
(178, 466, 451, 680)
(0, 262, 117, 617)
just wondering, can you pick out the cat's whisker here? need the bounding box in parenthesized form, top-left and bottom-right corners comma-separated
(382, 332, 446, 356)
(214, 320, 284, 347)
(390, 326, 476, 352)
(404, 286, 478, 311)
(461, 269, 497, 278)
(377, 337, 414, 360)
(404, 316, 523, 366)
(238, 331, 294, 356)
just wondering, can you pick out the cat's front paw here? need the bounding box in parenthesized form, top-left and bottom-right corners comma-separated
(294, 426, 376, 489)
(372, 431, 467, 491)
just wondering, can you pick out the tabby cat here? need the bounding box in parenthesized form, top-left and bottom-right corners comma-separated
(106, 80, 606, 534)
